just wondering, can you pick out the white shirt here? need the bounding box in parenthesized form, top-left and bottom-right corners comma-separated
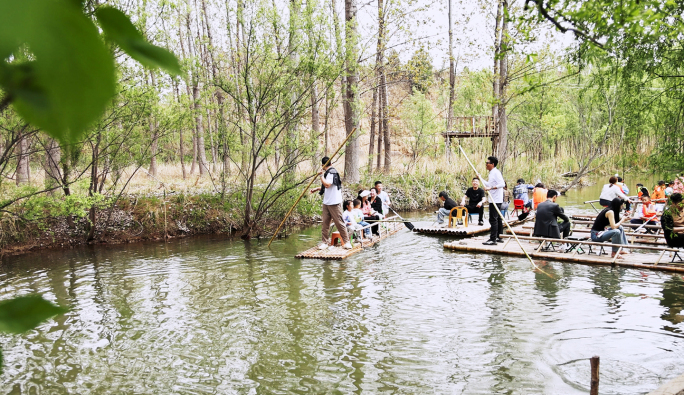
(322, 173, 342, 206)
(483, 167, 505, 203)
(352, 208, 364, 223)
(342, 210, 354, 225)
(599, 184, 627, 202)
(378, 191, 390, 215)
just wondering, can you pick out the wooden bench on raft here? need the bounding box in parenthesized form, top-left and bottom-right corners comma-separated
(341, 215, 399, 248)
(517, 222, 667, 247)
(499, 234, 684, 265)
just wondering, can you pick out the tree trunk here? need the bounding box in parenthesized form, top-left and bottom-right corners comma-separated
(376, 100, 383, 171)
(491, 0, 503, 155)
(381, 71, 391, 172)
(16, 129, 29, 185)
(311, 82, 321, 169)
(173, 80, 187, 180)
(285, 0, 300, 182)
(44, 138, 61, 195)
(148, 71, 159, 177)
(343, 0, 360, 183)
(369, 85, 378, 172)
(194, 89, 209, 177)
(447, 0, 456, 132)
(87, 133, 101, 242)
(496, 0, 509, 166)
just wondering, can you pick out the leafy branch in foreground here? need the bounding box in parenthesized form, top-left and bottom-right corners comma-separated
(0, 295, 68, 372)
(0, 0, 180, 145)
(0, 0, 180, 375)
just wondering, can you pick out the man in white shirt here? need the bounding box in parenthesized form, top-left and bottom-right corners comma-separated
(482, 156, 505, 245)
(310, 157, 352, 250)
(374, 181, 391, 216)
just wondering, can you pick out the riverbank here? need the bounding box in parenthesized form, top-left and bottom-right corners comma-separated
(0, 165, 598, 257)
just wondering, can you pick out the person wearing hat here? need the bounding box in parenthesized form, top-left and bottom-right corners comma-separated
(310, 156, 352, 250)
(513, 178, 533, 209)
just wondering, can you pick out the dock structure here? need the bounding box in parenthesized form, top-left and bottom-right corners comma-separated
(414, 216, 532, 236)
(444, 235, 684, 273)
(295, 221, 404, 260)
(442, 116, 497, 160)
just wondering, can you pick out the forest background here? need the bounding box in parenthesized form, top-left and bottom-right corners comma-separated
(0, 0, 683, 253)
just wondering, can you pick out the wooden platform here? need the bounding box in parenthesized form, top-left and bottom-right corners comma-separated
(295, 222, 404, 260)
(444, 235, 684, 273)
(506, 223, 668, 246)
(414, 216, 532, 236)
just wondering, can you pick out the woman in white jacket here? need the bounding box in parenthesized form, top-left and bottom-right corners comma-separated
(599, 176, 628, 207)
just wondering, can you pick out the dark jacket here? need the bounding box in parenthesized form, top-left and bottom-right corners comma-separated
(370, 196, 383, 214)
(533, 200, 570, 239)
(319, 167, 341, 196)
(443, 197, 458, 211)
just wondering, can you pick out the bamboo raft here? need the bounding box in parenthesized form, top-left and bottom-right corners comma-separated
(295, 221, 405, 260)
(506, 223, 669, 246)
(444, 235, 684, 273)
(413, 215, 532, 236)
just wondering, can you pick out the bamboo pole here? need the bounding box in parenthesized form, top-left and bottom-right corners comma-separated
(457, 144, 544, 272)
(268, 127, 357, 247)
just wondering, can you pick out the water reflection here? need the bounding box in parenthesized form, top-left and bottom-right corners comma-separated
(660, 274, 684, 331)
(591, 267, 625, 310)
(1, 210, 684, 394)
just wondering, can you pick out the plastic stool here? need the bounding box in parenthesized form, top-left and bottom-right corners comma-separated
(330, 231, 342, 246)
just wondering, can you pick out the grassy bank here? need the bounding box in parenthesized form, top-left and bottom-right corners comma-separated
(0, 152, 608, 256)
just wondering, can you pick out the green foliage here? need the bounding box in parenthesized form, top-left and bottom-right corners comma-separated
(0, 294, 67, 372)
(96, 7, 180, 75)
(406, 46, 433, 94)
(0, 0, 179, 144)
(401, 89, 439, 171)
(0, 295, 67, 335)
(0, 0, 115, 144)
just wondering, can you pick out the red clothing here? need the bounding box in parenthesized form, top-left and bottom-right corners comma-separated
(641, 203, 657, 221)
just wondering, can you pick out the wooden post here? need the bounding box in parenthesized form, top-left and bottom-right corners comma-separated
(590, 356, 599, 395)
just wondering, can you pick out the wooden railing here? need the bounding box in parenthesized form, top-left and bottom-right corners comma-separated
(442, 116, 496, 138)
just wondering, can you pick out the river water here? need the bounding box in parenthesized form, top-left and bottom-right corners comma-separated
(2, 177, 683, 394)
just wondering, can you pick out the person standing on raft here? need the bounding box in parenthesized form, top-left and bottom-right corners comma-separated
(482, 156, 505, 245)
(310, 157, 352, 250)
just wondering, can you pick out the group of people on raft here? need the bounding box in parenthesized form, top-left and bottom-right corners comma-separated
(435, 161, 684, 258)
(311, 156, 392, 250)
(313, 153, 684, 256)
(593, 175, 684, 256)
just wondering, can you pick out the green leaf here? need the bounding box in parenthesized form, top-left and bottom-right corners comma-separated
(96, 7, 181, 75)
(0, 295, 67, 334)
(0, 0, 116, 144)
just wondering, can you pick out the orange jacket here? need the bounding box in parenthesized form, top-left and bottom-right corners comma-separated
(532, 188, 548, 209)
(653, 186, 665, 200)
